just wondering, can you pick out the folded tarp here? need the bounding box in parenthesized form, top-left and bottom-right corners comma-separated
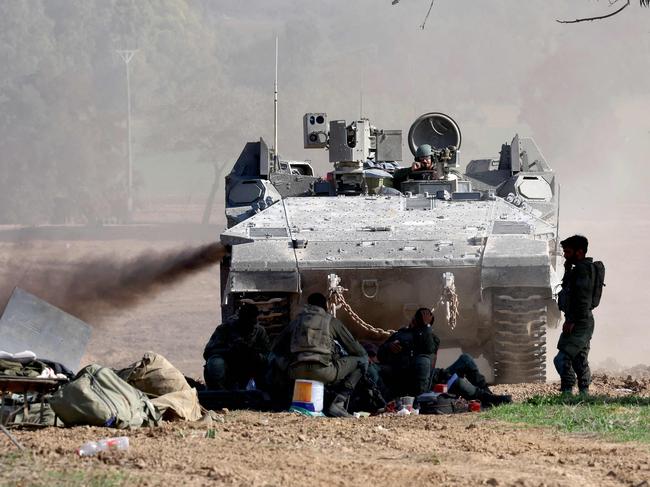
(151, 389, 202, 421)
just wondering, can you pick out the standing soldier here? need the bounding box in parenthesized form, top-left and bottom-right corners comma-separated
(554, 235, 600, 395)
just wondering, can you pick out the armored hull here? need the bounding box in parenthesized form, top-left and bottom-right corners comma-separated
(220, 113, 561, 383)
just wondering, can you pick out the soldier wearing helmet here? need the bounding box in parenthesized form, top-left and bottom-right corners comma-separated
(392, 143, 449, 189)
(411, 144, 434, 172)
(410, 144, 443, 181)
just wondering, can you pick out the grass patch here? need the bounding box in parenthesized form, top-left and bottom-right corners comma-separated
(483, 395, 650, 444)
(0, 452, 130, 487)
(40, 469, 129, 487)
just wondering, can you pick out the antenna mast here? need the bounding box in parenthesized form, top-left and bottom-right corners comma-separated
(273, 36, 279, 170)
(360, 90, 363, 119)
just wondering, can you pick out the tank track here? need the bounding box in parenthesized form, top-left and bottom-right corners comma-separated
(492, 288, 547, 383)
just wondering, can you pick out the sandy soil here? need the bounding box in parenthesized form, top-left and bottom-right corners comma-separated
(2, 407, 649, 487)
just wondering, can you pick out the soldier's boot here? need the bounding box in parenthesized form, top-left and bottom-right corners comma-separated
(476, 381, 493, 395)
(559, 389, 574, 403)
(477, 390, 512, 408)
(559, 383, 574, 397)
(578, 387, 589, 396)
(327, 392, 353, 418)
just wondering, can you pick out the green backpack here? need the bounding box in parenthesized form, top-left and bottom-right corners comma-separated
(49, 364, 160, 429)
(591, 260, 606, 309)
(290, 305, 334, 361)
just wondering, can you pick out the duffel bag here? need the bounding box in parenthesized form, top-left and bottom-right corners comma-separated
(49, 364, 160, 428)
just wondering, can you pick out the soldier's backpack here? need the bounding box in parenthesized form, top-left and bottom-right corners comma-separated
(290, 307, 333, 364)
(117, 351, 191, 397)
(558, 260, 606, 312)
(49, 364, 160, 428)
(591, 260, 605, 309)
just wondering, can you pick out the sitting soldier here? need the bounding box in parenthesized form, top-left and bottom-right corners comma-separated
(379, 308, 511, 407)
(378, 307, 440, 397)
(272, 293, 368, 417)
(203, 303, 270, 390)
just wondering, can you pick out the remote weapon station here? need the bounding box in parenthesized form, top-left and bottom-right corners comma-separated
(219, 111, 560, 383)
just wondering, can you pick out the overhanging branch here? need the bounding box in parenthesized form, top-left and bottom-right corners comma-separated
(556, 0, 630, 23)
(420, 0, 435, 29)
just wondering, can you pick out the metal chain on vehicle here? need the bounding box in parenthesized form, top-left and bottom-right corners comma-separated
(438, 287, 459, 330)
(327, 274, 395, 340)
(437, 272, 460, 330)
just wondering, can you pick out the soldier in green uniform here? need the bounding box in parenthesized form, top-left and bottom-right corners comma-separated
(203, 303, 270, 390)
(379, 308, 511, 406)
(272, 293, 368, 417)
(554, 235, 596, 395)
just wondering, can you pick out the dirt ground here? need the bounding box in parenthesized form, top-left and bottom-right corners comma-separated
(2, 404, 649, 487)
(1, 235, 649, 486)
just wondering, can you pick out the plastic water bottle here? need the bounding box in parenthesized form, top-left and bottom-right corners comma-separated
(77, 436, 129, 457)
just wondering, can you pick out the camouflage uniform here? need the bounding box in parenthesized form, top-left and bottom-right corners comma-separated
(378, 325, 440, 397)
(554, 258, 596, 393)
(203, 318, 271, 390)
(273, 304, 368, 394)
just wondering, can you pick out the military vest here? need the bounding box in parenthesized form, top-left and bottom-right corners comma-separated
(290, 306, 333, 365)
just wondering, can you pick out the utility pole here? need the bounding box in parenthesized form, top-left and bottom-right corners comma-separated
(116, 49, 137, 222)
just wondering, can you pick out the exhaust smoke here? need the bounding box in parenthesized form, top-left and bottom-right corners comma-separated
(0, 242, 227, 321)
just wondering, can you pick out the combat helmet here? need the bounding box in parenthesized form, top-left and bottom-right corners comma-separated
(415, 144, 433, 159)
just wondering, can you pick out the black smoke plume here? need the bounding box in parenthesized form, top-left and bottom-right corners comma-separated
(0, 242, 227, 321)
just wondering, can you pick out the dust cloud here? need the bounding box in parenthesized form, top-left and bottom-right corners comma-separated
(0, 243, 227, 321)
(254, 0, 650, 370)
(1, 1, 648, 370)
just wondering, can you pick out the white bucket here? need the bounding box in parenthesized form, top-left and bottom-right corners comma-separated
(291, 379, 324, 413)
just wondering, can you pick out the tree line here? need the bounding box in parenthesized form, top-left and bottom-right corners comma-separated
(0, 0, 239, 224)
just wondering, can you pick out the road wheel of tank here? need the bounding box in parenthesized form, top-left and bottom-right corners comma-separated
(236, 293, 291, 339)
(492, 288, 547, 384)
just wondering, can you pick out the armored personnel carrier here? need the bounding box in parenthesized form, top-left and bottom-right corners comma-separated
(219, 112, 561, 383)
